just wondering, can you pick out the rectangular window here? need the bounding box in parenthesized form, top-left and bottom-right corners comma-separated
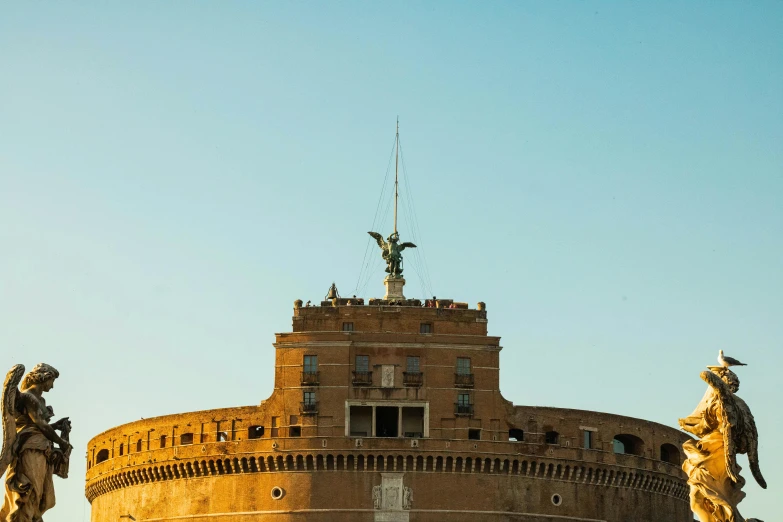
(290, 426, 301, 437)
(160, 435, 167, 448)
(584, 430, 593, 449)
(271, 417, 279, 438)
(355, 355, 369, 372)
(248, 426, 264, 439)
(303, 391, 316, 405)
(303, 355, 318, 373)
(406, 356, 420, 373)
(458, 393, 470, 406)
(456, 358, 471, 375)
(342, 322, 354, 332)
(468, 428, 481, 440)
(217, 431, 228, 442)
(420, 323, 432, 334)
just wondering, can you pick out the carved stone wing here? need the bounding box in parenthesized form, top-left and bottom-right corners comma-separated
(735, 395, 767, 489)
(0, 364, 25, 478)
(700, 370, 741, 484)
(398, 242, 417, 251)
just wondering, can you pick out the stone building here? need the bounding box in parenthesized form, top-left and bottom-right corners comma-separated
(85, 286, 692, 521)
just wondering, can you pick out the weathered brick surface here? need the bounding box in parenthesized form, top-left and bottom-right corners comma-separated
(86, 303, 692, 521)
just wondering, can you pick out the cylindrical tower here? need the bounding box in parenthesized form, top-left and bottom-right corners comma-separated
(86, 299, 691, 521)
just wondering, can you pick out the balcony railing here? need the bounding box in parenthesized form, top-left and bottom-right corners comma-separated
(454, 403, 473, 416)
(403, 372, 423, 386)
(300, 371, 320, 386)
(454, 373, 474, 387)
(300, 401, 319, 415)
(352, 371, 373, 386)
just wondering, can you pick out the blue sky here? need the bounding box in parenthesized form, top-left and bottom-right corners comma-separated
(1, 2, 781, 520)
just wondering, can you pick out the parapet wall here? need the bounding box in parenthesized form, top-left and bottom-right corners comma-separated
(291, 303, 488, 335)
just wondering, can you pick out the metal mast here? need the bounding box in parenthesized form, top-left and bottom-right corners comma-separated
(394, 117, 399, 235)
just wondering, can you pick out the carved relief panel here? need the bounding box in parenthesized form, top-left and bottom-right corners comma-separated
(381, 365, 395, 388)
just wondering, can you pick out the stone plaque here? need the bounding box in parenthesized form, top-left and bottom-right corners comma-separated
(373, 473, 409, 522)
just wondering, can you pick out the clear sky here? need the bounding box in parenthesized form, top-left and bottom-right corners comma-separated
(1, 2, 781, 520)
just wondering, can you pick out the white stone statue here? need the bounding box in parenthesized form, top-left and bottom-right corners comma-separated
(0, 364, 72, 522)
(372, 485, 381, 509)
(402, 486, 413, 509)
(679, 366, 765, 522)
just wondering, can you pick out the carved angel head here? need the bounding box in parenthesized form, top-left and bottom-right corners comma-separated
(21, 363, 60, 391)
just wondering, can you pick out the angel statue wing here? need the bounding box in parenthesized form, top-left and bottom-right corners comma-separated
(367, 232, 388, 257)
(0, 364, 25, 478)
(399, 242, 417, 251)
(700, 369, 766, 488)
(735, 394, 767, 489)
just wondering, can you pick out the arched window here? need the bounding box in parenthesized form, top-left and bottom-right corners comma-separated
(545, 431, 560, 444)
(96, 449, 110, 463)
(613, 434, 644, 456)
(660, 443, 680, 464)
(180, 433, 194, 445)
(508, 429, 524, 442)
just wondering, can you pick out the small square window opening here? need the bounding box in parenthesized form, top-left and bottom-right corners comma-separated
(355, 355, 369, 373)
(303, 355, 318, 373)
(456, 358, 471, 375)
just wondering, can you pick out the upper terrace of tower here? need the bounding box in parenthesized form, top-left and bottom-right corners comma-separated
(290, 298, 488, 336)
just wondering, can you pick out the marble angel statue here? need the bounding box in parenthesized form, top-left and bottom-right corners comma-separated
(1, 364, 71, 522)
(679, 366, 765, 522)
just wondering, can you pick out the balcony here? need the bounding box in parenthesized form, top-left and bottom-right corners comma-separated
(454, 403, 473, 416)
(300, 401, 319, 415)
(454, 373, 474, 388)
(403, 372, 423, 387)
(300, 371, 320, 386)
(352, 371, 373, 386)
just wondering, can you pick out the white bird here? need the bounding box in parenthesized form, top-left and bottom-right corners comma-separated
(718, 350, 747, 368)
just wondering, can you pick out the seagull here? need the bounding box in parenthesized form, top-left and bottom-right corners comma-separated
(718, 350, 747, 368)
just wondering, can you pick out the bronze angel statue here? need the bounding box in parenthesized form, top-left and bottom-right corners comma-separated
(1, 364, 71, 522)
(368, 231, 416, 278)
(679, 366, 765, 522)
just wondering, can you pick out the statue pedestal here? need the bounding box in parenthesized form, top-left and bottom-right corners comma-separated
(384, 276, 405, 300)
